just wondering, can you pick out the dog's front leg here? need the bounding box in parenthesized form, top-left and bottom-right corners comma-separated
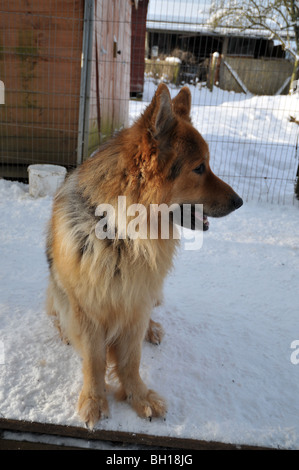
(77, 324, 109, 429)
(111, 326, 167, 420)
(70, 306, 109, 429)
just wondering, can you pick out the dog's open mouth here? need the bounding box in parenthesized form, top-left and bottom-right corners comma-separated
(172, 204, 209, 231)
(191, 205, 209, 231)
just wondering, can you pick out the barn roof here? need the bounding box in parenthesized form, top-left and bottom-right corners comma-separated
(146, 0, 295, 41)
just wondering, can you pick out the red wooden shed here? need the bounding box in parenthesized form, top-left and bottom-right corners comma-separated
(0, 0, 139, 178)
(130, 0, 149, 97)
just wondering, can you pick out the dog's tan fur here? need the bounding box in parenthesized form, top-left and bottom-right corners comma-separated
(46, 84, 242, 428)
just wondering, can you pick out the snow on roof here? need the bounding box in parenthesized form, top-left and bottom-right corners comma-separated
(147, 0, 210, 32)
(146, 0, 295, 40)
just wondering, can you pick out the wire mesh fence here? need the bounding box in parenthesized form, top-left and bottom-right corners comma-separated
(0, 0, 84, 178)
(0, 0, 298, 203)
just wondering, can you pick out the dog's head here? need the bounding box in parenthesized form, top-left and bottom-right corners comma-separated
(133, 84, 243, 231)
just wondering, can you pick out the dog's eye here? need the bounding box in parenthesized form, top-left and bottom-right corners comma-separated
(193, 163, 205, 175)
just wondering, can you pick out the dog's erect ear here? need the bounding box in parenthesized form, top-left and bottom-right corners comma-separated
(144, 83, 176, 137)
(172, 86, 191, 122)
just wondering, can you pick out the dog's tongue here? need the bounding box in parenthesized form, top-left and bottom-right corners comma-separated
(203, 214, 209, 230)
(195, 211, 209, 230)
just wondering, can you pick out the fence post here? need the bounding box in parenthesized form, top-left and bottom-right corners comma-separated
(77, 0, 94, 166)
(208, 52, 219, 92)
(295, 132, 299, 200)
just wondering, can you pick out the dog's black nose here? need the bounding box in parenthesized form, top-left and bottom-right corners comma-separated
(232, 195, 243, 210)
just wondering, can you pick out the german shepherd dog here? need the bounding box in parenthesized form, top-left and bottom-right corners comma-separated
(46, 84, 242, 428)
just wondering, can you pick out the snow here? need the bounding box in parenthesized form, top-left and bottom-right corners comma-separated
(147, 0, 210, 27)
(147, 0, 297, 52)
(0, 84, 299, 450)
(165, 57, 182, 64)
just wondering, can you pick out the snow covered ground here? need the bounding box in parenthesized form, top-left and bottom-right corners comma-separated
(0, 84, 299, 449)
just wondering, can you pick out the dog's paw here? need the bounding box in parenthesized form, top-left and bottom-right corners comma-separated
(77, 392, 109, 430)
(131, 389, 167, 420)
(145, 320, 164, 345)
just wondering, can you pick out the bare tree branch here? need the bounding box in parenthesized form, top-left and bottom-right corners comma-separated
(207, 0, 299, 92)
